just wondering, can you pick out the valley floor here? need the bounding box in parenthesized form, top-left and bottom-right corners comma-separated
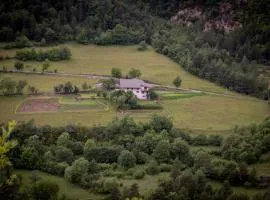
(0, 43, 269, 132)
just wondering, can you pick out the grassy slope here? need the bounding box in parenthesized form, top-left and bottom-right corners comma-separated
(15, 169, 104, 200)
(0, 43, 230, 93)
(0, 44, 269, 131)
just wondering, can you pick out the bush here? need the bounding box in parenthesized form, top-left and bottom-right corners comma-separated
(133, 169, 145, 179)
(118, 150, 136, 169)
(102, 178, 120, 193)
(54, 146, 74, 164)
(138, 41, 148, 51)
(111, 68, 122, 78)
(159, 164, 172, 172)
(152, 140, 171, 163)
(64, 157, 89, 184)
(127, 68, 142, 78)
(146, 160, 160, 175)
(150, 115, 173, 133)
(14, 61, 24, 70)
(84, 146, 122, 163)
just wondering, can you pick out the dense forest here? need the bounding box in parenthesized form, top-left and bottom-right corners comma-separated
(1, 116, 270, 199)
(0, 0, 270, 98)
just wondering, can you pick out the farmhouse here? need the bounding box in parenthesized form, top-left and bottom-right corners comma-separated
(116, 78, 152, 100)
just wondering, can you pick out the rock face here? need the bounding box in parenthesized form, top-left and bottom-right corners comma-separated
(170, 2, 242, 33)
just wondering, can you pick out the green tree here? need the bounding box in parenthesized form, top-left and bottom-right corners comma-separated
(16, 80, 28, 94)
(42, 60, 50, 72)
(65, 157, 89, 184)
(111, 68, 122, 78)
(0, 121, 20, 199)
(14, 61, 24, 71)
(118, 150, 136, 169)
(0, 78, 17, 95)
(29, 180, 59, 200)
(138, 41, 147, 51)
(127, 68, 142, 78)
(100, 79, 116, 91)
(82, 82, 89, 90)
(57, 132, 71, 147)
(152, 140, 171, 163)
(173, 76, 182, 88)
(150, 115, 173, 133)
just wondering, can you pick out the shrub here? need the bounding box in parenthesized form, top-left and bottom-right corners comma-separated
(152, 140, 171, 163)
(54, 146, 73, 164)
(159, 164, 172, 172)
(64, 157, 89, 184)
(102, 178, 120, 193)
(70, 141, 84, 155)
(111, 68, 122, 78)
(173, 76, 182, 88)
(127, 68, 142, 78)
(84, 146, 122, 163)
(14, 61, 24, 70)
(133, 169, 145, 179)
(150, 115, 173, 132)
(118, 150, 136, 169)
(138, 41, 148, 51)
(146, 160, 160, 175)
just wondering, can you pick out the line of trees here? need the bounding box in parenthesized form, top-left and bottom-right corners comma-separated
(16, 47, 71, 61)
(54, 82, 80, 94)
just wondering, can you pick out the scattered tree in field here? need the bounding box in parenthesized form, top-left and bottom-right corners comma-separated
(82, 82, 89, 90)
(111, 68, 122, 78)
(54, 82, 80, 94)
(173, 76, 182, 88)
(42, 60, 50, 72)
(16, 80, 28, 94)
(127, 68, 142, 78)
(118, 150, 136, 169)
(28, 85, 39, 94)
(138, 41, 147, 51)
(0, 78, 17, 95)
(100, 78, 116, 91)
(109, 90, 138, 110)
(14, 61, 24, 71)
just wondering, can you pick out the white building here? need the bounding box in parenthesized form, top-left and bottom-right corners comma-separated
(116, 79, 152, 100)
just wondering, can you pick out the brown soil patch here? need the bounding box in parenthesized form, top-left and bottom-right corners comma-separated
(18, 98, 60, 113)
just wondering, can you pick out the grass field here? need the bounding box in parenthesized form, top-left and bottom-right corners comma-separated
(0, 73, 98, 93)
(0, 92, 268, 131)
(15, 170, 104, 200)
(0, 44, 269, 131)
(0, 43, 232, 93)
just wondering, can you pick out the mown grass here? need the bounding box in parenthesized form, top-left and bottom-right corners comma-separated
(0, 73, 98, 92)
(0, 93, 268, 131)
(15, 169, 104, 200)
(157, 91, 205, 100)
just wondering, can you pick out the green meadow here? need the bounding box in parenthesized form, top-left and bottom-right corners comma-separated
(0, 44, 269, 132)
